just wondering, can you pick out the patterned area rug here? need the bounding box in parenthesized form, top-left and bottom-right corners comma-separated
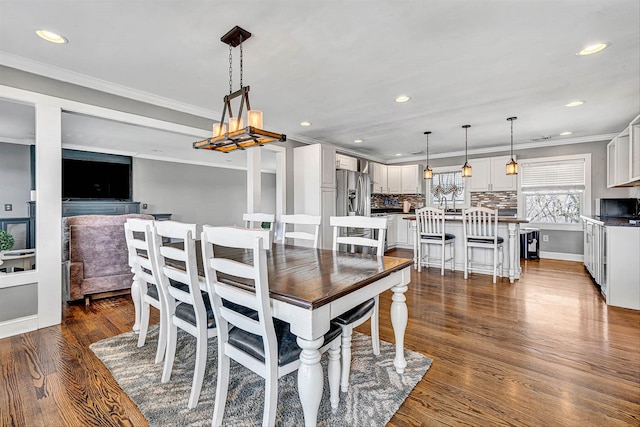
(90, 326, 432, 426)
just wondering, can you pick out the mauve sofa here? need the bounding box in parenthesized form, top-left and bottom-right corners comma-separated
(63, 214, 153, 304)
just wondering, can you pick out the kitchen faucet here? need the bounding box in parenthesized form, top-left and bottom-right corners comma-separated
(440, 196, 448, 212)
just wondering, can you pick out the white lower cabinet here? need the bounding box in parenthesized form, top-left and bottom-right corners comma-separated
(605, 226, 640, 310)
(390, 214, 414, 249)
(582, 217, 605, 286)
(386, 215, 397, 248)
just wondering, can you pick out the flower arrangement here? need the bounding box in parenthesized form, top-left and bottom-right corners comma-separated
(0, 230, 15, 251)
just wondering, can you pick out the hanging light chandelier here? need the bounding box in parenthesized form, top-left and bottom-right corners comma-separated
(423, 131, 433, 179)
(461, 124, 472, 178)
(193, 26, 286, 153)
(505, 116, 518, 175)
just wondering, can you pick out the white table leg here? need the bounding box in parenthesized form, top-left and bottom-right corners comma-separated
(130, 271, 141, 333)
(390, 282, 408, 374)
(508, 223, 517, 284)
(297, 336, 324, 427)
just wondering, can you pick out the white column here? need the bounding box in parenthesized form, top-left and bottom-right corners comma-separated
(247, 148, 262, 213)
(35, 103, 62, 329)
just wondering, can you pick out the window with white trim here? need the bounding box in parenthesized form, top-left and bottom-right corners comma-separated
(428, 167, 468, 208)
(519, 154, 591, 230)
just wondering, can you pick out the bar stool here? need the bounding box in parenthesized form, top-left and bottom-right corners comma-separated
(462, 207, 503, 283)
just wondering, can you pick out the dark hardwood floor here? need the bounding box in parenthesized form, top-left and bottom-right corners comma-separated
(1, 251, 639, 426)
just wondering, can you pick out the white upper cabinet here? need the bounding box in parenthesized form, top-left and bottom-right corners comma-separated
(609, 114, 640, 187)
(387, 166, 402, 194)
(467, 155, 517, 192)
(335, 153, 358, 171)
(371, 162, 388, 194)
(400, 164, 423, 194)
(372, 163, 423, 194)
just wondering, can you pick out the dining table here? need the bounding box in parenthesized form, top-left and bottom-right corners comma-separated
(131, 242, 413, 426)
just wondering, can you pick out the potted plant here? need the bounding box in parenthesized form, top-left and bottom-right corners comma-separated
(0, 230, 15, 252)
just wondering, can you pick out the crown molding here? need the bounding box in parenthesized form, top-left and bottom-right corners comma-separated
(384, 133, 617, 164)
(0, 52, 218, 119)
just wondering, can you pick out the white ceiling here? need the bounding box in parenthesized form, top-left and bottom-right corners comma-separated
(0, 0, 638, 167)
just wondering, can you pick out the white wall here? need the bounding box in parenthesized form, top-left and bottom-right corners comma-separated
(133, 157, 277, 228)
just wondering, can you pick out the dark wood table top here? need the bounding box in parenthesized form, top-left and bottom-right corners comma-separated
(186, 242, 413, 310)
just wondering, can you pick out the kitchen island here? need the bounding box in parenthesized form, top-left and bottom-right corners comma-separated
(580, 215, 640, 310)
(403, 214, 528, 283)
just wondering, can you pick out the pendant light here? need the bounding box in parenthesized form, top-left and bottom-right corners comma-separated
(193, 26, 286, 153)
(461, 125, 472, 178)
(506, 117, 518, 175)
(423, 131, 433, 179)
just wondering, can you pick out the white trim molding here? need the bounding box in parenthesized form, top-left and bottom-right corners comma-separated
(539, 251, 584, 262)
(0, 315, 38, 340)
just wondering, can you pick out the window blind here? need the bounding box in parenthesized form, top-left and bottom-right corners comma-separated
(521, 158, 586, 190)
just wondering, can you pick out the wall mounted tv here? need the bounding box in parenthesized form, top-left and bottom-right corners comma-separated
(62, 149, 132, 200)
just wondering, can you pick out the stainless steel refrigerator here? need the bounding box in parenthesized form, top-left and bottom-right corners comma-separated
(336, 169, 373, 252)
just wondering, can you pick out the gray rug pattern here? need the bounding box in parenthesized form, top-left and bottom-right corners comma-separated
(90, 326, 432, 426)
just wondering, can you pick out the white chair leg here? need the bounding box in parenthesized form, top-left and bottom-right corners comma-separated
(212, 352, 230, 427)
(441, 242, 445, 276)
(188, 328, 208, 409)
(162, 321, 177, 383)
(371, 296, 380, 356)
(263, 366, 279, 427)
(464, 244, 469, 279)
(452, 243, 456, 272)
(340, 325, 353, 393)
(154, 306, 167, 364)
(417, 240, 422, 273)
(327, 339, 341, 409)
(492, 244, 498, 283)
(137, 300, 150, 347)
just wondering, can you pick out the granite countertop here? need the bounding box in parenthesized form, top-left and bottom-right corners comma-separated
(581, 215, 640, 227)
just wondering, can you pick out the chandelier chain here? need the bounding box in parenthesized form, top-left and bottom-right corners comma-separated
(239, 35, 244, 88)
(228, 43, 233, 95)
(510, 119, 514, 157)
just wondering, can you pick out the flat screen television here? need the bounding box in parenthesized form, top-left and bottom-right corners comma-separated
(62, 158, 131, 200)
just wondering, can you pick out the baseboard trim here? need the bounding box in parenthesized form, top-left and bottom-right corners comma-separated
(0, 315, 38, 339)
(539, 251, 584, 262)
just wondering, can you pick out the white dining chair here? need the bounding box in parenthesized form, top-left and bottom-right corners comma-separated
(243, 212, 275, 231)
(153, 220, 214, 409)
(329, 215, 387, 393)
(462, 207, 504, 283)
(124, 218, 169, 364)
(416, 207, 456, 275)
(201, 226, 341, 426)
(280, 214, 321, 248)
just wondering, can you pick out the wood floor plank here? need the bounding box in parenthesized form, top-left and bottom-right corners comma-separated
(1, 253, 639, 426)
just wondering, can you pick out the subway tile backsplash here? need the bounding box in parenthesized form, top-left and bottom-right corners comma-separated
(372, 191, 518, 210)
(470, 191, 518, 209)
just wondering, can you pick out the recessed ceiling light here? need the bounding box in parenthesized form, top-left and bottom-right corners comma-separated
(577, 43, 609, 56)
(299, 121, 311, 127)
(395, 95, 410, 103)
(565, 101, 585, 107)
(559, 131, 573, 136)
(354, 139, 363, 143)
(395, 153, 402, 157)
(36, 29, 67, 44)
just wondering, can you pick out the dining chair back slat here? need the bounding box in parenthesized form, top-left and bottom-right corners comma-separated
(281, 214, 321, 248)
(330, 216, 387, 255)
